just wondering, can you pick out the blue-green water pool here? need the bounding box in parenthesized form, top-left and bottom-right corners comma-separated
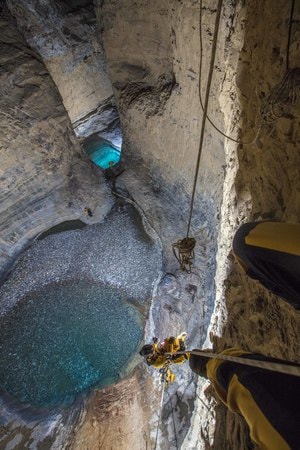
(0, 280, 143, 408)
(84, 141, 121, 169)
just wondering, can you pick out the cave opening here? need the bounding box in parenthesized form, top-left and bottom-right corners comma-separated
(83, 137, 121, 169)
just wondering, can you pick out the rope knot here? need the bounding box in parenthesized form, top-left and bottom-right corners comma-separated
(172, 237, 196, 273)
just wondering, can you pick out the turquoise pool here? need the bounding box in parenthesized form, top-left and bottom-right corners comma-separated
(84, 140, 121, 169)
(0, 280, 142, 408)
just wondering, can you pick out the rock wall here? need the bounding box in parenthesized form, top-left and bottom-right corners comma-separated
(185, 1, 300, 448)
(7, 0, 121, 144)
(96, 0, 227, 198)
(97, 0, 300, 449)
(94, 0, 240, 447)
(0, 4, 111, 279)
(0, 0, 299, 449)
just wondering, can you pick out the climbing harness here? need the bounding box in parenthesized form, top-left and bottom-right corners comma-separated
(142, 335, 188, 387)
(167, 349, 300, 378)
(172, 237, 196, 273)
(159, 363, 173, 385)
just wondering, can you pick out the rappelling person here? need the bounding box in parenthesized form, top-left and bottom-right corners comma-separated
(139, 332, 190, 384)
(232, 221, 300, 309)
(189, 347, 300, 450)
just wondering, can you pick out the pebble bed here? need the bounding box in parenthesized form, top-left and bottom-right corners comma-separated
(0, 203, 162, 315)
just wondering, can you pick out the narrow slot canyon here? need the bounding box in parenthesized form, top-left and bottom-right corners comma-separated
(0, 1, 299, 449)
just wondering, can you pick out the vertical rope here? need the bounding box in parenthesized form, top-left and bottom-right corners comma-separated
(167, 392, 179, 450)
(286, 0, 296, 71)
(186, 0, 223, 237)
(154, 382, 165, 450)
(197, 0, 263, 145)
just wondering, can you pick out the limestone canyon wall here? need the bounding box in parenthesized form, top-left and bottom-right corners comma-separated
(7, 0, 121, 144)
(97, 1, 300, 449)
(186, 1, 300, 448)
(0, 4, 110, 279)
(0, 0, 299, 449)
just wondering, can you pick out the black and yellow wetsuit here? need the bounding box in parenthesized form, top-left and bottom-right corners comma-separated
(145, 335, 189, 383)
(190, 348, 300, 450)
(233, 221, 300, 309)
(146, 335, 188, 369)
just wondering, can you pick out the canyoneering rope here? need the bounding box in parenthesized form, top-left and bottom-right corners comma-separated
(166, 349, 300, 377)
(166, 391, 179, 450)
(197, 0, 264, 146)
(261, 67, 300, 122)
(174, 0, 298, 271)
(172, 0, 223, 271)
(261, 0, 300, 122)
(186, 0, 223, 239)
(154, 377, 179, 450)
(286, 0, 296, 72)
(154, 381, 166, 450)
(150, 343, 300, 448)
(197, 0, 298, 145)
(151, 1, 299, 441)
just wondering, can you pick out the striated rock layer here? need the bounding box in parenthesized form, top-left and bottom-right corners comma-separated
(0, 0, 299, 449)
(0, 5, 111, 279)
(97, 0, 300, 449)
(185, 1, 300, 449)
(7, 0, 121, 144)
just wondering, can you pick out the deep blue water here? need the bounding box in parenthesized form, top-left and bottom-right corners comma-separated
(85, 141, 121, 169)
(0, 280, 143, 408)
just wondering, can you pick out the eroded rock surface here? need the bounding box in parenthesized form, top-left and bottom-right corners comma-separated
(7, 0, 121, 143)
(97, 0, 300, 449)
(70, 368, 159, 450)
(96, 0, 226, 197)
(186, 1, 300, 448)
(0, 5, 110, 278)
(0, 0, 299, 449)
